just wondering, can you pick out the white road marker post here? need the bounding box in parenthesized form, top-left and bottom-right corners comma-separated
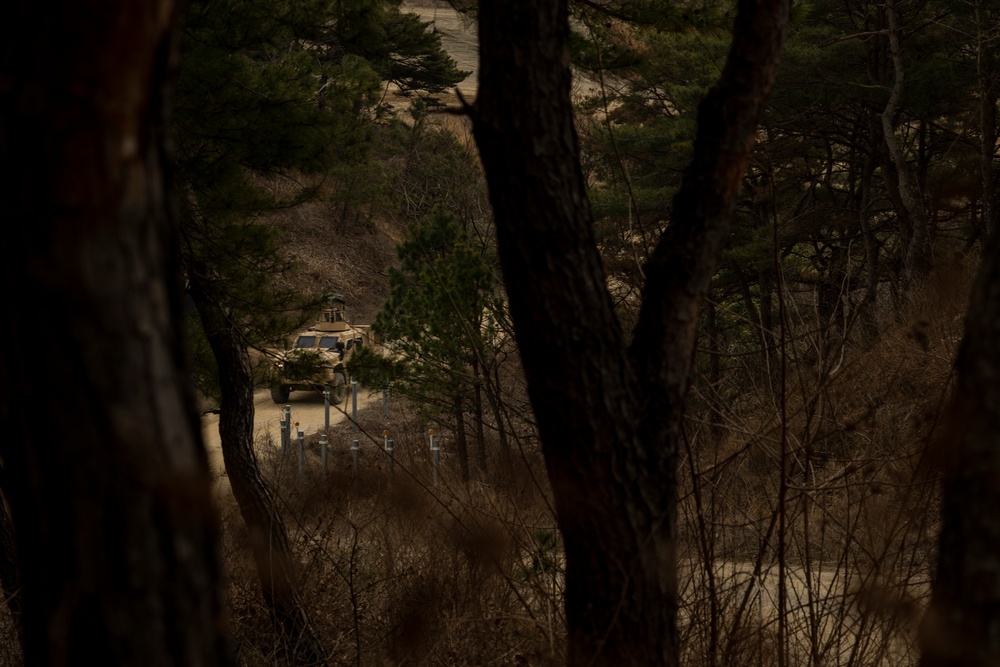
(430, 429, 440, 488)
(383, 430, 394, 486)
(281, 404, 292, 454)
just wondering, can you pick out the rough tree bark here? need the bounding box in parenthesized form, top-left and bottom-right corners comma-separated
(919, 180, 1000, 665)
(0, 1, 235, 664)
(471, 0, 790, 664)
(187, 272, 327, 666)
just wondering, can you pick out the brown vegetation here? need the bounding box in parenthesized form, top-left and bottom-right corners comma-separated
(154, 255, 975, 667)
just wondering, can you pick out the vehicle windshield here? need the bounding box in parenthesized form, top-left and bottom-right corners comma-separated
(294, 336, 316, 349)
(319, 336, 339, 349)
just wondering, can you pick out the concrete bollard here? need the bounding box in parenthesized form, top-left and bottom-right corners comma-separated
(383, 430, 393, 485)
(281, 404, 292, 453)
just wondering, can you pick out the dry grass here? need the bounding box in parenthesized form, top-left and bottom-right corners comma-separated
(677, 260, 975, 666)
(216, 395, 564, 666)
(0, 265, 965, 666)
(259, 194, 396, 325)
(202, 259, 980, 666)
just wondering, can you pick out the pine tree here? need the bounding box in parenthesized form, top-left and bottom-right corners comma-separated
(359, 205, 503, 482)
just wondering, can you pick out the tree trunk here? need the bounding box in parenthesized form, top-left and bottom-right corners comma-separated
(472, 356, 488, 477)
(705, 290, 724, 442)
(919, 184, 1000, 666)
(858, 139, 881, 339)
(0, 2, 235, 664)
(880, 0, 933, 287)
(452, 393, 471, 484)
(759, 266, 778, 370)
(472, 0, 790, 664)
(980, 86, 998, 249)
(0, 495, 23, 652)
(976, 6, 1000, 250)
(187, 274, 327, 666)
(484, 364, 513, 472)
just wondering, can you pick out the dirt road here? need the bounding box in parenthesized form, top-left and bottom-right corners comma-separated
(403, 3, 598, 101)
(200, 386, 381, 483)
(405, 4, 478, 98)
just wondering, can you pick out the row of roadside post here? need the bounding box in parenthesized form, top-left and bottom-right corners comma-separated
(277, 380, 443, 487)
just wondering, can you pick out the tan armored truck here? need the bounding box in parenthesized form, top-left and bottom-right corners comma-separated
(265, 294, 374, 404)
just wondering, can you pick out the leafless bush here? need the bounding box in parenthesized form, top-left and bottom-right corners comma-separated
(210, 261, 974, 666)
(677, 262, 973, 667)
(216, 395, 563, 666)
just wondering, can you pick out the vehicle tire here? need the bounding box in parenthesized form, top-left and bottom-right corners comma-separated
(270, 384, 290, 404)
(327, 371, 347, 405)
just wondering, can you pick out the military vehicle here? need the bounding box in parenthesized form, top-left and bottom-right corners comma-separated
(265, 294, 373, 404)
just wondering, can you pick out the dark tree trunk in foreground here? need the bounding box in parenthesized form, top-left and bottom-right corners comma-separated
(0, 2, 234, 664)
(471, 0, 789, 664)
(0, 497, 24, 651)
(187, 275, 327, 666)
(919, 203, 1000, 664)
